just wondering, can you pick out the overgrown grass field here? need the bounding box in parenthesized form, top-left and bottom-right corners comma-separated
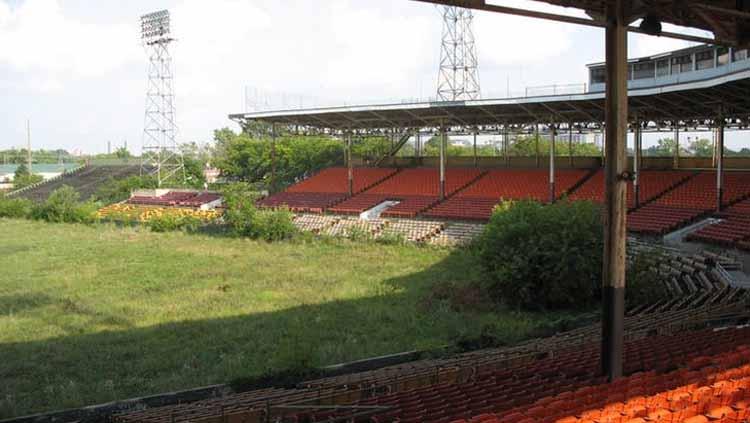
(1, 219, 572, 418)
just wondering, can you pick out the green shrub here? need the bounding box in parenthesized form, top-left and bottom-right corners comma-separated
(222, 183, 297, 241)
(478, 200, 603, 311)
(254, 208, 297, 241)
(146, 214, 202, 233)
(0, 197, 33, 218)
(31, 186, 98, 224)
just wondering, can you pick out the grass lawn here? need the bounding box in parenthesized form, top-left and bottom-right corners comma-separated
(0, 218, 572, 418)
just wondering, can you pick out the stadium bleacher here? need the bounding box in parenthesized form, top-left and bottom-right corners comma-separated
(14, 165, 141, 202)
(629, 171, 750, 235)
(258, 165, 750, 236)
(425, 169, 591, 220)
(257, 167, 397, 213)
(688, 198, 750, 249)
(127, 191, 221, 207)
(568, 169, 696, 209)
(330, 168, 484, 218)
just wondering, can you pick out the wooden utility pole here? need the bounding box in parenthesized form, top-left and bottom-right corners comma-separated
(602, 0, 628, 382)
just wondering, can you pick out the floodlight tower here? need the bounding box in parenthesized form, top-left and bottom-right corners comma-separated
(140, 9, 184, 186)
(436, 6, 481, 101)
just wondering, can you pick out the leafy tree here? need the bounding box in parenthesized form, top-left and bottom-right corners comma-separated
(114, 146, 131, 160)
(93, 175, 158, 204)
(214, 128, 344, 189)
(12, 164, 43, 189)
(688, 138, 713, 157)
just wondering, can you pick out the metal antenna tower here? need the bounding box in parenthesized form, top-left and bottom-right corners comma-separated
(140, 9, 184, 186)
(436, 6, 481, 101)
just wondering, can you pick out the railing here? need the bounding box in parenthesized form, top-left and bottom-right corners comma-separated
(242, 82, 590, 113)
(5, 164, 88, 197)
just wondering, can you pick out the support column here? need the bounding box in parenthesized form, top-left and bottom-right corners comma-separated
(673, 126, 680, 169)
(415, 131, 420, 157)
(271, 124, 277, 194)
(549, 122, 556, 203)
(504, 126, 510, 167)
(568, 123, 574, 168)
(439, 127, 446, 201)
(535, 123, 540, 167)
(473, 130, 478, 167)
(347, 132, 354, 197)
(717, 117, 725, 212)
(633, 120, 641, 208)
(602, 0, 628, 382)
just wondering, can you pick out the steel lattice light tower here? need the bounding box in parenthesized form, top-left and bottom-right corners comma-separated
(436, 6, 481, 101)
(140, 9, 184, 186)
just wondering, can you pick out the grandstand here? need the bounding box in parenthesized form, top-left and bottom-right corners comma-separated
(258, 166, 750, 245)
(14, 2, 750, 422)
(8, 165, 141, 202)
(225, 0, 750, 412)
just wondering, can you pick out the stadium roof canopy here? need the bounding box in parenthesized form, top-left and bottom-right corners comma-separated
(229, 68, 750, 131)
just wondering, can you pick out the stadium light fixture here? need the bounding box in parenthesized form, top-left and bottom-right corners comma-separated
(141, 10, 171, 44)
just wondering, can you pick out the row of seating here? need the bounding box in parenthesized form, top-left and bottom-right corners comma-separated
(291, 214, 453, 243)
(286, 167, 397, 195)
(628, 172, 750, 235)
(283, 326, 750, 423)
(569, 169, 694, 209)
(325, 169, 484, 217)
(259, 192, 347, 213)
(113, 293, 750, 423)
(688, 198, 750, 250)
(453, 342, 750, 423)
(425, 169, 590, 220)
(127, 191, 222, 208)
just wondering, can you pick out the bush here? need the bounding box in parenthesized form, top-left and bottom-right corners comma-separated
(146, 213, 202, 233)
(0, 197, 33, 218)
(478, 200, 603, 311)
(222, 183, 297, 241)
(31, 186, 98, 224)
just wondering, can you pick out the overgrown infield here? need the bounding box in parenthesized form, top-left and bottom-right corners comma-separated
(0, 219, 574, 418)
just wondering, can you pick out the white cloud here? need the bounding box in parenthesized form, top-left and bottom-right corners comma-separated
(0, 0, 139, 77)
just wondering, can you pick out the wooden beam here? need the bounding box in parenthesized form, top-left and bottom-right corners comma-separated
(602, 0, 628, 382)
(411, 0, 728, 45)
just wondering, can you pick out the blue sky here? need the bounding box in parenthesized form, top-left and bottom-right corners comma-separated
(1, 0, 743, 155)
